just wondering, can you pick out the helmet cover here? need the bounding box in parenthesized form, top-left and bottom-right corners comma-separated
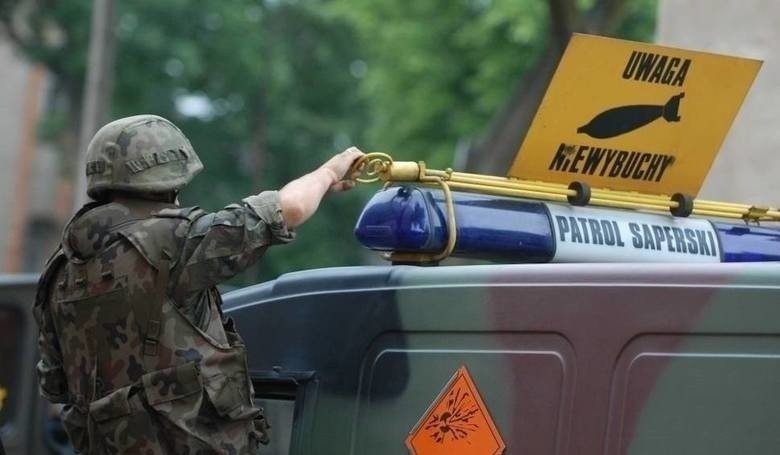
(85, 115, 203, 199)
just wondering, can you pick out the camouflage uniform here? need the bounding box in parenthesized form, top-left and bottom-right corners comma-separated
(33, 115, 294, 454)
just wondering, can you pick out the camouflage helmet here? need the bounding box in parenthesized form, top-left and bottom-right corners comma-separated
(85, 114, 203, 199)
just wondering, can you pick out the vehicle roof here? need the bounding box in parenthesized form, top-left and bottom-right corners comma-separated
(223, 262, 780, 309)
(222, 261, 780, 454)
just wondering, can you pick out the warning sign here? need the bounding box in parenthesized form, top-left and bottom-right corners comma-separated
(406, 366, 505, 455)
(510, 33, 761, 196)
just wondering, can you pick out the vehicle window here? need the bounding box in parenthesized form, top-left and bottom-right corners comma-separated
(0, 305, 23, 429)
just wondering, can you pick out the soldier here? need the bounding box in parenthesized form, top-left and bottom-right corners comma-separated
(32, 114, 364, 453)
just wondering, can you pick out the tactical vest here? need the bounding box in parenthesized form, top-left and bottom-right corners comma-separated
(38, 202, 268, 454)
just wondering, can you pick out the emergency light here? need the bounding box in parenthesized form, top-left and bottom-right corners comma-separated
(355, 186, 780, 264)
(350, 153, 780, 264)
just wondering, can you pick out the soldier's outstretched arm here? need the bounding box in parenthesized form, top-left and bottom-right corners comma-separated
(174, 147, 364, 293)
(279, 146, 364, 227)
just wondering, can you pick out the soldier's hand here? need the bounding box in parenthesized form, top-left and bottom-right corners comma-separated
(322, 147, 365, 192)
(279, 147, 365, 227)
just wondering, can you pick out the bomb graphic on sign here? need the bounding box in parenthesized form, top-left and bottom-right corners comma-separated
(578, 92, 685, 139)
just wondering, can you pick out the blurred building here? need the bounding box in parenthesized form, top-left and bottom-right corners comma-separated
(0, 40, 61, 274)
(657, 0, 780, 206)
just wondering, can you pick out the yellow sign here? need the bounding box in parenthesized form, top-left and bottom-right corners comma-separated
(510, 34, 761, 196)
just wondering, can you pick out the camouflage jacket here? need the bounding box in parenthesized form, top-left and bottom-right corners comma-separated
(33, 191, 294, 454)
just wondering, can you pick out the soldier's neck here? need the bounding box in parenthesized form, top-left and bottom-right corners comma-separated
(108, 191, 178, 205)
(106, 194, 180, 217)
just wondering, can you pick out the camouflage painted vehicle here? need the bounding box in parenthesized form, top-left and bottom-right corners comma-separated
(224, 261, 780, 455)
(6, 253, 780, 454)
(7, 186, 780, 455)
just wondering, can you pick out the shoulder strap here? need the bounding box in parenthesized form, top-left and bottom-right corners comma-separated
(118, 218, 182, 269)
(153, 206, 205, 222)
(142, 248, 171, 370)
(33, 247, 67, 319)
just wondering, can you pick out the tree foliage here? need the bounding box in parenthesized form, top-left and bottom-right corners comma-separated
(331, 0, 550, 168)
(331, 0, 658, 172)
(1, 0, 371, 282)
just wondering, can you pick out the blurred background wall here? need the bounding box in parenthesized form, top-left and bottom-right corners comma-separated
(657, 0, 780, 206)
(0, 41, 60, 274)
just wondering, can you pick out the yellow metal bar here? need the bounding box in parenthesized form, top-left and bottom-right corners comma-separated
(434, 181, 569, 202)
(350, 153, 780, 223)
(589, 197, 668, 212)
(451, 173, 572, 193)
(696, 199, 754, 209)
(692, 209, 747, 219)
(591, 190, 675, 206)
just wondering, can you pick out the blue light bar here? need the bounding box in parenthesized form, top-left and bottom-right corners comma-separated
(354, 185, 554, 262)
(354, 186, 780, 263)
(712, 223, 780, 262)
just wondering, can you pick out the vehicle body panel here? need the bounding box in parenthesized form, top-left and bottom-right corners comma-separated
(0, 274, 50, 455)
(225, 263, 780, 454)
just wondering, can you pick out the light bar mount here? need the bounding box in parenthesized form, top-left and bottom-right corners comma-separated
(352, 152, 780, 263)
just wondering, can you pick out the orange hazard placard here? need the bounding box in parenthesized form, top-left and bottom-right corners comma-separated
(406, 366, 505, 455)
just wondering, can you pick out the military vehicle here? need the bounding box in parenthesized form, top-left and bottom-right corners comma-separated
(229, 259, 780, 455)
(213, 35, 780, 455)
(0, 274, 62, 455)
(6, 230, 780, 454)
(224, 175, 780, 455)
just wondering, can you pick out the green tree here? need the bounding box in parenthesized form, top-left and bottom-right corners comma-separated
(331, 0, 658, 173)
(1, 0, 371, 282)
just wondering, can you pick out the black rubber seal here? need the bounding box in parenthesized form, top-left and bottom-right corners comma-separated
(670, 192, 694, 217)
(567, 181, 592, 206)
